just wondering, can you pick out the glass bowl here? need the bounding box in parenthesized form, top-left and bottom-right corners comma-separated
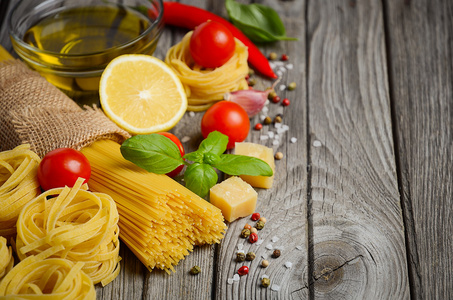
(8, 0, 164, 105)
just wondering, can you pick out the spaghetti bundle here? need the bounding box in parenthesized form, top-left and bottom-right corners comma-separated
(0, 236, 13, 279)
(165, 31, 249, 111)
(15, 178, 121, 286)
(81, 140, 227, 273)
(0, 144, 41, 238)
(0, 247, 95, 299)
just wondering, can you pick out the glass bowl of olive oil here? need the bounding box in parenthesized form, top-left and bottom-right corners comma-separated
(8, 0, 163, 105)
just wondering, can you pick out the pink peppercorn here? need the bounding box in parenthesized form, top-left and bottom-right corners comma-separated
(251, 213, 260, 221)
(282, 98, 290, 106)
(281, 54, 289, 61)
(249, 232, 258, 243)
(254, 123, 263, 130)
(272, 95, 281, 103)
(238, 266, 249, 276)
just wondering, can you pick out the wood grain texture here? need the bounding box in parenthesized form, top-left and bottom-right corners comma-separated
(307, 0, 409, 298)
(384, 0, 453, 298)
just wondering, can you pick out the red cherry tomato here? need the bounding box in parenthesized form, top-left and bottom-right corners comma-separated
(190, 21, 236, 68)
(157, 132, 185, 177)
(201, 101, 250, 149)
(37, 148, 91, 191)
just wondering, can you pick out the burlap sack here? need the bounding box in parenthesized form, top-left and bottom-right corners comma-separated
(0, 60, 131, 157)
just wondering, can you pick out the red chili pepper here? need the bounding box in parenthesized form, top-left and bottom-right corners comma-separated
(162, 2, 278, 79)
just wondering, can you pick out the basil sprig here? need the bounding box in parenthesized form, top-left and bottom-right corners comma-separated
(120, 131, 273, 198)
(225, 0, 297, 43)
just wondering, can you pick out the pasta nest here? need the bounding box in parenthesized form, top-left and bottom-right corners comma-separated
(165, 31, 249, 111)
(0, 144, 41, 239)
(0, 247, 95, 300)
(15, 178, 121, 286)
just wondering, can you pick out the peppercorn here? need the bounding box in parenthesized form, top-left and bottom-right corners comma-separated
(268, 90, 277, 101)
(261, 277, 271, 288)
(251, 213, 260, 221)
(259, 217, 267, 224)
(249, 232, 258, 244)
(275, 152, 284, 160)
(261, 260, 269, 268)
(246, 252, 256, 261)
(255, 220, 265, 230)
(248, 78, 257, 86)
(288, 82, 297, 90)
(272, 249, 281, 258)
(269, 52, 277, 60)
(263, 116, 272, 125)
(248, 68, 255, 76)
(282, 98, 290, 106)
(190, 265, 201, 275)
(272, 95, 281, 103)
(254, 123, 263, 130)
(236, 252, 246, 262)
(241, 228, 251, 238)
(274, 115, 282, 123)
(281, 54, 289, 61)
(251, 227, 258, 234)
(244, 223, 252, 230)
(238, 265, 249, 276)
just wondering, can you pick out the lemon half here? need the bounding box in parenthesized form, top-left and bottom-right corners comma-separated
(100, 55, 187, 134)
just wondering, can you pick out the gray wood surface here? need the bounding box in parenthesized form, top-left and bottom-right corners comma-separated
(384, 0, 453, 299)
(1, 0, 453, 299)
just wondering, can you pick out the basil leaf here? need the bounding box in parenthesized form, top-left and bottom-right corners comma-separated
(225, 0, 297, 43)
(183, 151, 203, 163)
(198, 131, 228, 155)
(121, 134, 184, 174)
(184, 163, 218, 198)
(212, 154, 273, 176)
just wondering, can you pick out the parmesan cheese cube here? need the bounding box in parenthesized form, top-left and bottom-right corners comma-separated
(234, 142, 275, 189)
(209, 176, 257, 222)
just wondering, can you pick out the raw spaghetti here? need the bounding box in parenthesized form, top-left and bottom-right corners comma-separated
(0, 144, 41, 239)
(15, 177, 121, 286)
(0, 246, 96, 299)
(165, 31, 249, 111)
(81, 139, 227, 273)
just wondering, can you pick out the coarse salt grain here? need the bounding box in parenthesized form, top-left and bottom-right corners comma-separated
(181, 136, 191, 143)
(262, 106, 269, 113)
(237, 250, 245, 254)
(268, 131, 274, 138)
(282, 124, 289, 131)
(296, 245, 304, 250)
(277, 128, 286, 134)
(279, 85, 286, 91)
(237, 244, 243, 250)
(272, 236, 280, 242)
(274, 134, 280, 140)
(227, 278, 234, 285)
(286, 63, 294, 69)
(290, 137, 297, 143)
(272, 140, 280, 146)
(313, 140, 322, 147)
(279, 66, 286, 72)
(189, 111, 195, 117)
(271, 284, 281, 291)
(260, 114, 266, 121)
(285, 261, 293, 269)
(260, 135, 269, 141)
(265, 243, 273, 250)
(274, 122, 282, 129)
(233, 274, 240, 281)
(276, 71, 283, 77)
(261, 274, 269, 279)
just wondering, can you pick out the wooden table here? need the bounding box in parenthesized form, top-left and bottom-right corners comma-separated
(1, 0, 452, 299)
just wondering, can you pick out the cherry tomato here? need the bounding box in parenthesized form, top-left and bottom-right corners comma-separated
(190, 21, 236, 68)
(157, 132, 185, 177)
(201, 101, 250, 149)
(37, 148, 91, 191)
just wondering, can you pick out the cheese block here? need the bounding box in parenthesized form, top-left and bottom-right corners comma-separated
(234, 142, 275, 189)
(209, 176, 257, 222)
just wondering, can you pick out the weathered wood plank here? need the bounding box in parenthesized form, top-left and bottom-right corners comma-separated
(384, 0, 453, 298)
(307, 0, 409, 298)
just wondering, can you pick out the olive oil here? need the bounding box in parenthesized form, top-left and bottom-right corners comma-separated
(19, 5, 159, 104)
